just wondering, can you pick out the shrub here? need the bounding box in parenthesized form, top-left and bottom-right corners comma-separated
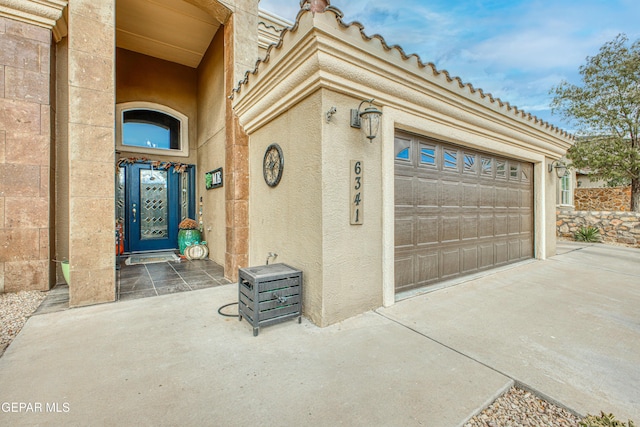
(580, 412, 636, 427)
(575, 226, 601, 242)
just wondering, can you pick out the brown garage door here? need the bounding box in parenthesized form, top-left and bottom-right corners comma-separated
(394, 131, 533, 294)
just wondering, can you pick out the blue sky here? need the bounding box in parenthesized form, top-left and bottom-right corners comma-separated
(258, 0, 640, 131)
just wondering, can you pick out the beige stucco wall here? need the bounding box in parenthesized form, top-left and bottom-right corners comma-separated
(116, 48, 199, 165)
(248, 89, 385, 326)
(248, 91, 324, 324)
(320, 91, 384, 322)
(196, 29, 226, 265)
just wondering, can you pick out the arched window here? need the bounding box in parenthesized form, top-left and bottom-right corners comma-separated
(116, 102, 189, 157)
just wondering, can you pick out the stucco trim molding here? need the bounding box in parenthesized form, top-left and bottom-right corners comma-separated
(0, 0, 67, 40)
(234, 11, 573, 159)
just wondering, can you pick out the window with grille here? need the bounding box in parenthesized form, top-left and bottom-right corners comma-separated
(560, 174, 572, 206)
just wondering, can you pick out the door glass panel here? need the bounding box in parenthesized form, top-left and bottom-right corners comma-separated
(140, 169, 168, 240)
(181, 172, 190, 221)
(116, 167, 125, 225)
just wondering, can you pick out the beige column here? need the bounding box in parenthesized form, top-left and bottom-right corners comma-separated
(66, 0, 115, 306)
(224, 14, 249, 282)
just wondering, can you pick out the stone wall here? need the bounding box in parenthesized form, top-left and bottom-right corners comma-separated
(574, 186, 631, 211)
(557, 210, 640, 247)
(0, 17, 53, 293)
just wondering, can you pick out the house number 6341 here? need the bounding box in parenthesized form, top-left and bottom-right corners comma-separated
(350, 160, 363, 225)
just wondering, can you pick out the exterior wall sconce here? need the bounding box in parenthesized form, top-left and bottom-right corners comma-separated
(350, 99, 382, 141)
(326, 106, 337, 123)
(548, 160, 569, 178)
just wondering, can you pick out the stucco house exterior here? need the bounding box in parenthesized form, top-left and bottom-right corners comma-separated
(0, 0, 573, 327)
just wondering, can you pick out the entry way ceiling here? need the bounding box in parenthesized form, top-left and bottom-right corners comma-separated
(394, 131, 534, 294)
(116, 0, 221, 68)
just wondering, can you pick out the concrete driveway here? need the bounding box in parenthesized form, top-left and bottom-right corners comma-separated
(381, 242, 640, 422)
(0, 242, 638, 426)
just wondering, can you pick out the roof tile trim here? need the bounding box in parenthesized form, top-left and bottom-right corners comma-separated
(232, 6, 571, 138)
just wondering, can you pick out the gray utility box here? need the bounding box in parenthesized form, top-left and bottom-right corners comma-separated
(238, 263, 302, 336)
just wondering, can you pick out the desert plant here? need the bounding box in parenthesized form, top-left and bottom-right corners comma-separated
(574, 225, 601, 242)
(580, 412, 636, 427)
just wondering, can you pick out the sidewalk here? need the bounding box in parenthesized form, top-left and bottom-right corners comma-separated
(0, 242, 638, 426)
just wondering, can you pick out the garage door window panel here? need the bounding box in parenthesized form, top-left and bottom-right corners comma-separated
(464, 154, 477, 174)
(444, 150, 458, 170)
(395, 137, 412, 161)
(496, 160, 507, 178)
(481, 157, 493, 176)
(420, 144, 436, 167)
(510, 163, 520, 180)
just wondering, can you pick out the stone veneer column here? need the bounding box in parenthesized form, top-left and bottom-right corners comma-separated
(0, 17, 53, 292)
(224, 14, 249, 281)
(66, 0, 115, 306)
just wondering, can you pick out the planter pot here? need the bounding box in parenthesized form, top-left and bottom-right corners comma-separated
(61, 261, 70, 285)
(178, 229, 202, 254)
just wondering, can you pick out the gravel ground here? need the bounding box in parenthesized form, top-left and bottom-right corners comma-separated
(466, 387, 582, 427)
(0, 290, 47, 357)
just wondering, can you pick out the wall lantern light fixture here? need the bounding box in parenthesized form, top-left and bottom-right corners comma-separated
(548, 160, 569, 178)
(350, 99, 382, 141)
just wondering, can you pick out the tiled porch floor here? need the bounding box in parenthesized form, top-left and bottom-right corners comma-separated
(35, 257, 231, 315)
(118, 257, 231, 301)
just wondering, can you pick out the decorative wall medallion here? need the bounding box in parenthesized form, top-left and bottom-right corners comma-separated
(263, 143, 284, 187)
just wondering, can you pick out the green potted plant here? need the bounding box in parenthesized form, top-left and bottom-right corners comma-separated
(177, 218, 201, 255)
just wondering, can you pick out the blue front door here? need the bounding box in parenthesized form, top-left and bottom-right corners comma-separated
(122, 163, 194, 252)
